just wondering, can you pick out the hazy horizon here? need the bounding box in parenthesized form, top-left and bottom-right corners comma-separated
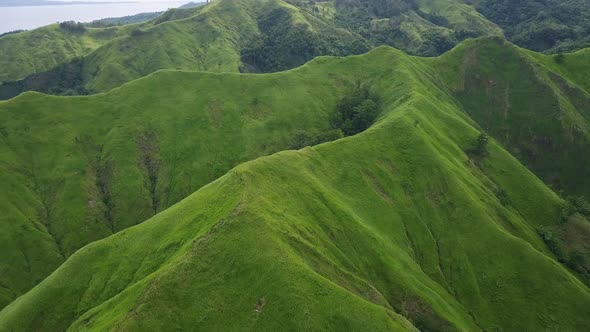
(0, 0, 191, 33)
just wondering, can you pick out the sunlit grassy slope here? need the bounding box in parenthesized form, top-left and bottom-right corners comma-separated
(0, 21, 136, 82)
(0, 5, 208, 83)
(1, 38, 590, 330)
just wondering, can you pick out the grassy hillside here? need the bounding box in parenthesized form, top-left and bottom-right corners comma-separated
(311, 0, 502, 56)
(0, 72, 336, 307)
(0, 0, 368, 99)
(4, 0, 590, 101)
(0, 22, 134, 83)
(0, 0, 497, 89)
(433, 37, 590, 199)
(1, 43, 590, 331)
(0, 32, 369, 308)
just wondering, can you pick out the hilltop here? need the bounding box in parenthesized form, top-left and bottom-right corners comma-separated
(0, 0, 367, 99)
(3, 0, 590, 100)
(0, 38, 589, 330)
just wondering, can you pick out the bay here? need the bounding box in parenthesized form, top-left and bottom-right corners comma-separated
(0, 1, 188, 33)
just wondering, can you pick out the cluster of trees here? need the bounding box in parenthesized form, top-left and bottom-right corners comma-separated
(335, 0, 418, 19)
(241, 7, 367, 72)
(332, 0, 459, 56)
(59, 21, 86, 33)
(416, 10, 450, 28)
(477, 0, 590, 52)
(331, 84, 380, 136)
(0, 58, 88, 100)
(0, 29, 26, 38)
(289, 84, 380, 149)
(333, 0, 418, 38)
(561, 196, 590, 223)
(537, 195, 590, 284)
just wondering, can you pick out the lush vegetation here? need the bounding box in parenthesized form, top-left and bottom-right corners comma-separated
(330, 83, 380, 136)
(1, 40, 590, 331)
(0, 0, 366, 97)
(435, 37, 590, 199)
(0, 22, 135, 83)
(3, 0, 590, 99)
(58, 21, 87, 33)
(1, 0, 590, 330)
(241, 6, 368, 72)
(477, 0, 590, 52)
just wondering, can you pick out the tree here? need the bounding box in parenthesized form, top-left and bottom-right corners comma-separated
(475, 133, 489, 155)
(467, 133, 489, 157)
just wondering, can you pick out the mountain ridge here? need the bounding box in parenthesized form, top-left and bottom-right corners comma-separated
(1, 38, 590, 330)
(1, 40, 590, 331)
(4, 0, 590, 100)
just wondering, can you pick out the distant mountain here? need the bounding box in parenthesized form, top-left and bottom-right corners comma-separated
(87, 2, 205, 27)
(87, 11, 165, 27)
(179, 1, 205, 9)
(0, 0, 368, 93)
(3, 0, 590, 94)
(0, 0, 129, 6)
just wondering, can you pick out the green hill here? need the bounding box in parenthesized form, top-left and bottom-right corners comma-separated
(1, 38, 590, 329)
(5, 0, 590, 101)
(0, 22, 134, 83)
(434, 38, 590, 198)
(0, 0, 368, 99)
(477, 0, 590, 52)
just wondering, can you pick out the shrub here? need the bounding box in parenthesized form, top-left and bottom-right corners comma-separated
(554, 53, 565, 64)
(476, 133, 489, 154)
(466, 133, 489, 157)
(291, 129, 344, 149)
(537, 226, 566, 258)
(131, 28, 146, 37)
(561, 196, 590, 222)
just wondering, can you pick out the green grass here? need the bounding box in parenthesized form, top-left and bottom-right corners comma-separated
(431, 37, 590, 197)
(0, 47, 368, 309)
(3, 0, 589, 100)
(0, 23, 135, 82)
(0, 5, 207, 84)
(0, 0, 368, 97)
(1, 38, 590, 330)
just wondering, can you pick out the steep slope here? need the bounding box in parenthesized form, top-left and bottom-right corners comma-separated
(433, 37, 590, 199)
(0, 22, 134, 82)
(477, 0, 590, 52)
(1, 45, 589, 331)
(5, 0, 590, 101)
(0, 35, 367, 308)
(0, 0, 368, 99)
(325, 0, 502, 56)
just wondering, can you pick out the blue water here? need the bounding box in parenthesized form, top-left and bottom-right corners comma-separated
(0, 1, 188, 33)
